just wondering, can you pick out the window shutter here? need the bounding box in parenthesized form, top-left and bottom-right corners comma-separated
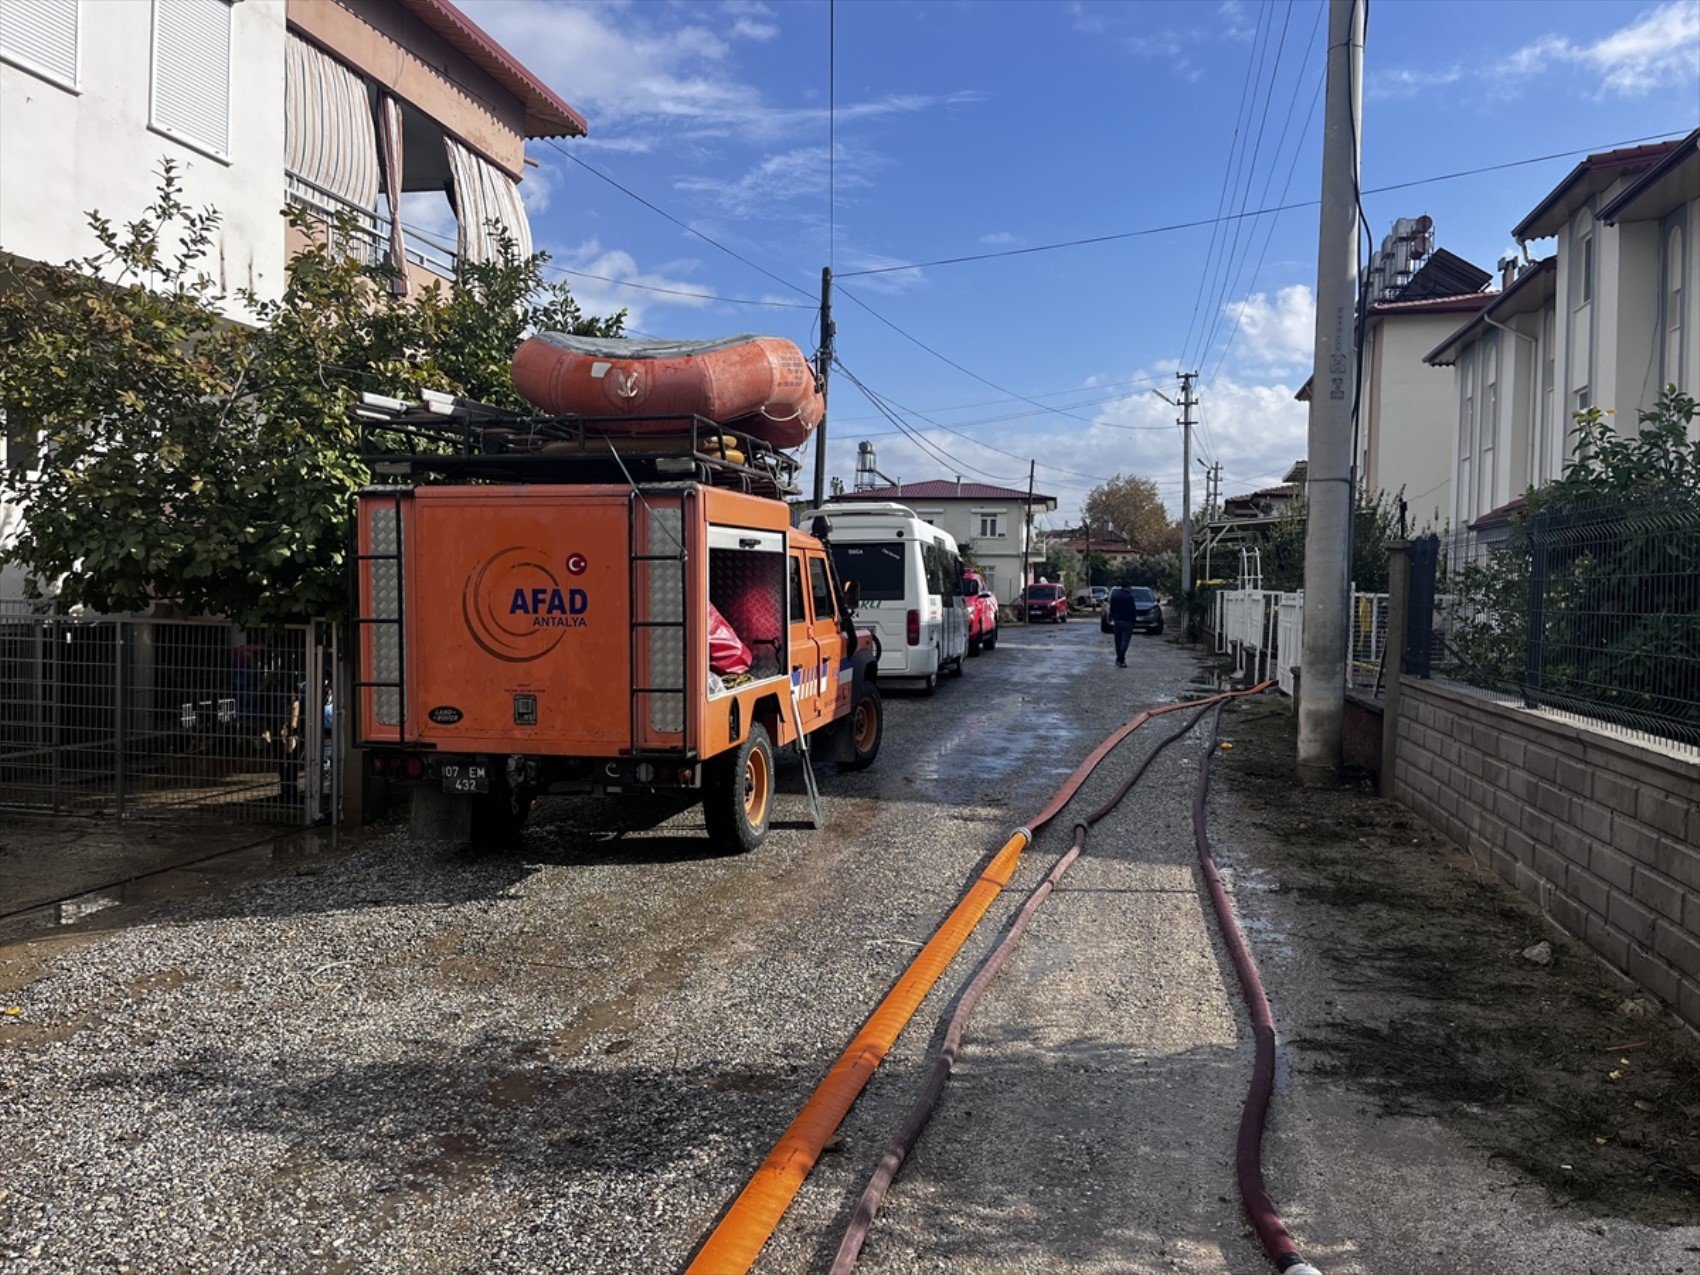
(152, 0, 231, 159)
(0, 0, 78, 89)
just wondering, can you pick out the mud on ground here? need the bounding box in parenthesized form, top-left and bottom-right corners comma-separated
(1216, 693, 1700, 1229)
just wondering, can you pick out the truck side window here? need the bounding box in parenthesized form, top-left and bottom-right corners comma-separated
(789, 555, 808, 625)
(808, 556, 835, 620)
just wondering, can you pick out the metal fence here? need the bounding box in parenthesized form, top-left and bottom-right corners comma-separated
(1213, 586, 1388, 696)
(1422, 501, 1700, 755)
(0, 616, 338, 824)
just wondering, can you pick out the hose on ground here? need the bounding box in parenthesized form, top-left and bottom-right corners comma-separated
(686, 686, 1266, 1273)
(829, 699, 1220, 1274)
(1193, 703, 1321, 1275)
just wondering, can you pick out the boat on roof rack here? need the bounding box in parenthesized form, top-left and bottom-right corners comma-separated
(353, 390, 801, 499)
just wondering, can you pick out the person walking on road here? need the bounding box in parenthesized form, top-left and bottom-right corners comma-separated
(1107, 584, 1137, 667)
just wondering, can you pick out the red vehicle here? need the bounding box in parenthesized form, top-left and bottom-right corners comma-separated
(1025, 582, 1069, 624)
(962, 570, 999, 654)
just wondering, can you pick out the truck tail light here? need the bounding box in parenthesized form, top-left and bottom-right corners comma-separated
(906, 609, 920, 645)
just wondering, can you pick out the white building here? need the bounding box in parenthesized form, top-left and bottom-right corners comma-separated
(1295, 232, 1494, 532)
(834, 480, 1059, 605)
(1425, 134, 1697, 541)
(1, 0, 583, 596)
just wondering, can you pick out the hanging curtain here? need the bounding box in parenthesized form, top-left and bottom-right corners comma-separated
(377, 94, 408, 296)
(444, 135, 532, 266)
(283, 33, 379, 213)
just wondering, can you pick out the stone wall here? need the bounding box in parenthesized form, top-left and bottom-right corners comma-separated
(1391, 678, 1700, 1030)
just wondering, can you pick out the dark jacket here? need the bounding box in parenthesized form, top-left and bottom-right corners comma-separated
(1107, 587, 1139, 624)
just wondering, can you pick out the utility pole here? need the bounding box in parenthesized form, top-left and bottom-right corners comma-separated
(1198, 459, 1221, 584)
(1179, 372, 1196, 595)
(1024, 458, 1037, 590)
(813, 266, 835, 509)
(1298, 0, 1366, 786)
(1153, 372, 1198, 596)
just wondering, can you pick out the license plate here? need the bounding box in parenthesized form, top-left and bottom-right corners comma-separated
(441, 763, 489, 794)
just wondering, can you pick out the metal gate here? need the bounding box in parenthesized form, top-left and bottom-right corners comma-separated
(0, 615, 339, 825)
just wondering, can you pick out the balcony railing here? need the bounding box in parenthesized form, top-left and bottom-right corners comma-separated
(284, 173, 457, 281)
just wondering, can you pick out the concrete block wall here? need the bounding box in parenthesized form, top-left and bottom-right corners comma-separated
(1391, 678, 1700, 1030)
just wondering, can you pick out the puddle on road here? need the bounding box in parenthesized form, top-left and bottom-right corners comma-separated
(0, 828, 343, 944)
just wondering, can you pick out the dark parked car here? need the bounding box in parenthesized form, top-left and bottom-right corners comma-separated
(1100, 586, 1165, 634)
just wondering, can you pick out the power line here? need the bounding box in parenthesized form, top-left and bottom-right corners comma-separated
(837, 285, 1115, 427)
(828, 0, 836, 272)
(1178, 0, 1270, 368)
(835, 362, 1025, 483)
(1194, 0, 1319, 380)
(1206, 58, 1326, 387)
(1189, 0, 1289, 372)
(829, 373, 1171, 422)
(835, 128, 1695, 279)
(543, 138, 815, 300)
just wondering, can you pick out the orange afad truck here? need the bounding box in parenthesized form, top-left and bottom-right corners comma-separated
(353, 395, 883, 852)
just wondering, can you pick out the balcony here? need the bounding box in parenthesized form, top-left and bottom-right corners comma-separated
(284, 173, 457, 294)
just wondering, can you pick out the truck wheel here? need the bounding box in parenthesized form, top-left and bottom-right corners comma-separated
(968, 635, 982, 656)
(845, 682, 883, 770)
(949, 653, 965, 677)
(982, 630, 997, 652)
(469, 782, 533, 847)
(703, 722, 774, 853)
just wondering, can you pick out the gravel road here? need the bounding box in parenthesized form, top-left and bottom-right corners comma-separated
(3, 618, 1695, 1273)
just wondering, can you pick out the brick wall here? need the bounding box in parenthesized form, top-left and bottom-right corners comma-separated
(1392, 678, 1700, 1030)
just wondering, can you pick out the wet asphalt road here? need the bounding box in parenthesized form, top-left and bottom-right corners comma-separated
(1, 615, 1231, 1273)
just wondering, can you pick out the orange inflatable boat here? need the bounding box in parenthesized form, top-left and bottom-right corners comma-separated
(511, 332, 823, 450)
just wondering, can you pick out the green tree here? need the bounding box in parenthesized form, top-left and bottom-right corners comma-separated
(0, 163, 624, 624)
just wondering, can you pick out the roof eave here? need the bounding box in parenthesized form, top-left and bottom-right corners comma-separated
(1599, 129, 1700, 224)
(396, 0, 589, 138)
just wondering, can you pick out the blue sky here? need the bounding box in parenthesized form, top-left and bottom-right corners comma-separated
(458, 0, 1700, 524)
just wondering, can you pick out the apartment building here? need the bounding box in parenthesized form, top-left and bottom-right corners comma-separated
(1425, 134, 1696, 540)
(0, 0, 583, 314)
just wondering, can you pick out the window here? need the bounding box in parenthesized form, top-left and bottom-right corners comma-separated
(808, 556, 834, 621)
(978, 512, 1002, 538)
(1663, 212, 1687, 390)
(1579, 231, 1594, 305)
(789, 555, 807, 625)
(1538, 306, 1555, 481)
(151, 0, 232, 161)
(1480, 333, 1499, 518)
(0, 0, 78, 90)
(1456, 347, 1475, 530)
(831, 543, 905, 602)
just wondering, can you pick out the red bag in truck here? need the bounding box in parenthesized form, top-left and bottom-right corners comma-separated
(708, 602, 753, 675)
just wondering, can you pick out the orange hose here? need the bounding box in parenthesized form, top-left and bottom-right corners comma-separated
(686, 685, 1271, 1273)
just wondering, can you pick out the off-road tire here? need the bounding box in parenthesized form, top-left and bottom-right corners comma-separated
(845, 682, 883, 770)
(968, 635, 982, 656)
(982, 630, 997, 651)
(703, 722, 774, 853)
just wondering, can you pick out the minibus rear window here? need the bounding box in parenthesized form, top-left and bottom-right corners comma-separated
(832, 543, 906, 601)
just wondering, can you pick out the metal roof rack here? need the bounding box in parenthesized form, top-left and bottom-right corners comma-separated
(354, 392, 801, 499)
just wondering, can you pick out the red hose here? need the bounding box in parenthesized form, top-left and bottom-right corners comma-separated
(1193, 704, 1317, 1274)
(831, 687, 1277, 1273)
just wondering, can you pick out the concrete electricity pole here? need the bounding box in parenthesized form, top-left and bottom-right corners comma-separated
(1154, 372, 1199, 595)
(1298, 0, 1365, 786)
(1024, 458, 1037, 589)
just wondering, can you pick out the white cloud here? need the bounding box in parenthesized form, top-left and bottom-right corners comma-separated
(979, 232, 1019, 246)
(545, 238, 721, 330)
(829, 369, 1309, 525)
(467, 1, 976, 146)
(1369, 66, 1463, 101)
(1220, 285, 1316, 373)
(1505, 1, 1700, 97)
(519, 156, 560, 214)
(675, 144, 873, 217)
